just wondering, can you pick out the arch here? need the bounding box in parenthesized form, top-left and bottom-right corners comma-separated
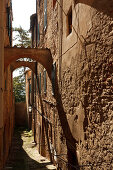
(4, 47, 53, 77)
(11, 61, 36, 74)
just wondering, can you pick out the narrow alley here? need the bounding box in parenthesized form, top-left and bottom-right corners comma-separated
(0, 0, 113, 169)
(4, 127, 56, 170)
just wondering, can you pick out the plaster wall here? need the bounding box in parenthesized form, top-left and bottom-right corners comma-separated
(30, 0, 113, 169)
(0, 0, 4, 168)
(35, 0, 59, 163)
(3, 67, 15, 165)
(0, 0, 15, 168)
(61, 0, 113, 169)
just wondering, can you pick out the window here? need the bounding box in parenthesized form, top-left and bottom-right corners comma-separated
(10, 0, 12, 8)
(53, 0, 56, 8)
(38, 23, 40, 44)
(44, 0, 47, 31)
(37, 75, 39, 94)
(34, 76, 36, 91)
(34, 76, 36, 103)
(51, 63, 56, 95)
(29, 83, 31, 105)
(30, 14, 37, 47)
(44, 69, 46, 94)
(39, 0, 41, 6)
(39, 73, 41, 94)
(5, 80, 7, 90)
(29, 83, 31, 93)
(7, 6, 12, 45)
(67, 6, 72, 36)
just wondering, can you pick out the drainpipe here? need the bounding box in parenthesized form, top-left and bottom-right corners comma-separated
(0, 0, 4, 168)
(58, 0, 63, 91)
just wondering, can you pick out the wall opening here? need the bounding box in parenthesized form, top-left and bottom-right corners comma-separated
(53, 0, 57, 9)
(67, 148, 79, 170)
(66, 6, 72, 36)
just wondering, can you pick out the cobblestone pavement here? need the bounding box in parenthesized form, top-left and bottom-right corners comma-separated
(4, 128, 56, 170)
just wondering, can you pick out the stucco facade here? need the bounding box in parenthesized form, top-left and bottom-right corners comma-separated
(28, 0, 113, 169)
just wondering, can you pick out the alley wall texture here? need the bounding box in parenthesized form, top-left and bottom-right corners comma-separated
(0, 0, 15, 168)
(27, 0, 113, 169)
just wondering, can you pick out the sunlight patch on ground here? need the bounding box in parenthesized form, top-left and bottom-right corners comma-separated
(21, 129, 57, 170)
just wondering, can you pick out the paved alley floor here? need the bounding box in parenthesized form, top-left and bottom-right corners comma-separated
(4, 127, 56, 170)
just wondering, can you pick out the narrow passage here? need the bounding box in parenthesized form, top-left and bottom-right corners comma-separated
(4, 128, 56, 170)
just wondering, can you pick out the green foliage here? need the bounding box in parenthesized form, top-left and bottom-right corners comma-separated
(13, 75, 26, 102)
(13, 26, 32, 102)
(13, 26, 31, 47)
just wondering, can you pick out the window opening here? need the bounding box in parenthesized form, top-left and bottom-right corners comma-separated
(5, 80, 7, 90)
(7, 6, 12, 45)
(29, 83, 31, 105)
(44, 0, 47, 31)
(67, 6, 72, 36)
(38, 23, 40, 44)
(39, 0, 41, 6)
(34, 76, 36, 103)
(53, 0, 56, 8)
(44, 69, 46, 94)
(37, 75, 39, 94)
(39, 73, 41, 94)
(51, 62, 56, 95)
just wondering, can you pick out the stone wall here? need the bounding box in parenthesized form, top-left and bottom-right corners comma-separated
(31, 0, 113, 169)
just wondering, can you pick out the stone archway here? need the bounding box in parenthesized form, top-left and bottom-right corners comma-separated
(11, 60, 36, 74)
(4, 46, 53, 77)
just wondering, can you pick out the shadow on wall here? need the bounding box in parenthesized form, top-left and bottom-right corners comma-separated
(36, 92, 54, 163)
(55, 76, 79, 170)
(33, 1, 113, 169)
(77, 0, 113, 18)
(37, 73, 79, 170)
(15, 102, 28, 127)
